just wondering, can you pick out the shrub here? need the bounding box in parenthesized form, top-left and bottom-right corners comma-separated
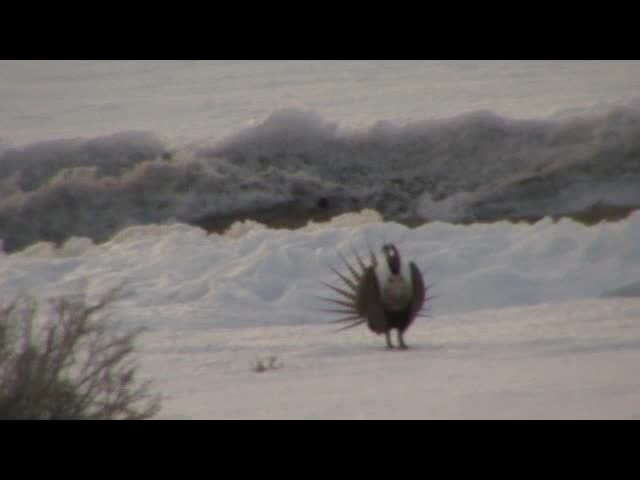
(0, 288, 160, 420)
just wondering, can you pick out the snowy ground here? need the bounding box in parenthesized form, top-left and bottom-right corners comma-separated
(2, 211, 640, 419)
(143, 298, 640, 419)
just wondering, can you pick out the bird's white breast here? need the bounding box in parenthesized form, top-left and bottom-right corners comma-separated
(374, 256, 414, 311)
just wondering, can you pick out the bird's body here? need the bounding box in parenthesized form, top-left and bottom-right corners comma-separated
(322, 244, 428, 349)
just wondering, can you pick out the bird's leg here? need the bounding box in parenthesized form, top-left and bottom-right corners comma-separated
(385, 331, 394, 349)
(397, 330, 409, 350)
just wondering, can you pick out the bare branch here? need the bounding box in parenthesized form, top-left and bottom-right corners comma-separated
(0, 287, 160, 420)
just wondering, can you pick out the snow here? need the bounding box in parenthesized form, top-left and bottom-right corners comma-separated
(2, 210, 640, 418)
(5, 64, 640, 252)
(144, 299, 640, 419)
(3, 61, 640, 147)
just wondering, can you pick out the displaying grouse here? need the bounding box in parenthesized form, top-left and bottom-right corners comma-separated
(322, 243, 428, 349)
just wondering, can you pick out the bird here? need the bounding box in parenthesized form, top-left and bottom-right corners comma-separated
(321, 243, 428, 349)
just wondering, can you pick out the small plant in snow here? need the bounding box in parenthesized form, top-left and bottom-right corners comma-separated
(251, 355, 283, 373)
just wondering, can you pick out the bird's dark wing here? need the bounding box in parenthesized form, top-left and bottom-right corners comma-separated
(409, 262, 426, 319)
(357, 266, 388, 334)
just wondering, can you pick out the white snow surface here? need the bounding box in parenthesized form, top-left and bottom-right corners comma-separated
(3, 60, 640, 147)
(2, 210, 640, 419)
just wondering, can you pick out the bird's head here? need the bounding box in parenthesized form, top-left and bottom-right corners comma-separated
(382, 243, 401, 275)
